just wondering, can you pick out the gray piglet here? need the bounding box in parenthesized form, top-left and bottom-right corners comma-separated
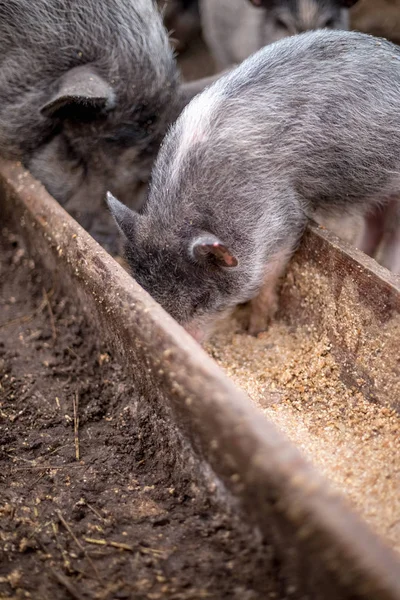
(108, 30, 400, 341)
(200, 0, 359, 69)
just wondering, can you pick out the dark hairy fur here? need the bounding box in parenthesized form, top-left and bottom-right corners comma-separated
(109, 30, 400, 338)
(0, 0, 181, 214)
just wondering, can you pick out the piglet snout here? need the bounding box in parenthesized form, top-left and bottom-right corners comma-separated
(184, 323, 206, 344)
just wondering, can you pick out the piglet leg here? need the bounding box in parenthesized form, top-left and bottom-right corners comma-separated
(376, 198, 400, 275)
(248, 250, 292, 336)
(356, 207, 386, 257)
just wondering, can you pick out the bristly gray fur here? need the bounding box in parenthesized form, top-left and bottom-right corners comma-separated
(109, 30, 400, 334)
(0, 0, 180, 212)
(200, 0, 358, 68)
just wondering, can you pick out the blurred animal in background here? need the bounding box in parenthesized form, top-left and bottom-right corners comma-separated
(200, 0, 359, 69)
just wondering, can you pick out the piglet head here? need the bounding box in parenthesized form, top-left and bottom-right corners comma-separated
(29, 63, 179, 220)
(246, 0, 359, 46)
(107, 192, 243, 342)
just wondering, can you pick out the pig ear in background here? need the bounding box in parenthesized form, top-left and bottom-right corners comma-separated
(40, 65, 115, 119)
(191, 235, 238, 268)
(106, 192, 137, 240)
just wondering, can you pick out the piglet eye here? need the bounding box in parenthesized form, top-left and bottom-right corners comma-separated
(324, 18, 335, 28)
(104, 120, 156, 147)
(193, 292, 211, 311)
(274, 17, 288, 30)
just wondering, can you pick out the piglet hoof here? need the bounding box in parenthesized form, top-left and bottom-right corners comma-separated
(247, 303, 278, 337)
(247, 315, 269, 336)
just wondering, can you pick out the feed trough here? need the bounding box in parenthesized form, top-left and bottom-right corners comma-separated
(1, 158, 400, 599)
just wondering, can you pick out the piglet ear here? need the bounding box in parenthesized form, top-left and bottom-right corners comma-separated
(41, 65, 115, 120)
(106, 192, 137, 240)
(191, 234, 238, 268)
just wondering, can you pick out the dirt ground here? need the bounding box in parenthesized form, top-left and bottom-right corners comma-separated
(0, 229, 287, 599)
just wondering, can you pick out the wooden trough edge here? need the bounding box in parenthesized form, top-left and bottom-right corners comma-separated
(1, 159, 400, 600)
(281, 219, 400, 323)
(279, 220, 400, 413)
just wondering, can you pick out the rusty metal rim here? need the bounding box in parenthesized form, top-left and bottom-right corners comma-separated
(1, 159, 399, 599)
